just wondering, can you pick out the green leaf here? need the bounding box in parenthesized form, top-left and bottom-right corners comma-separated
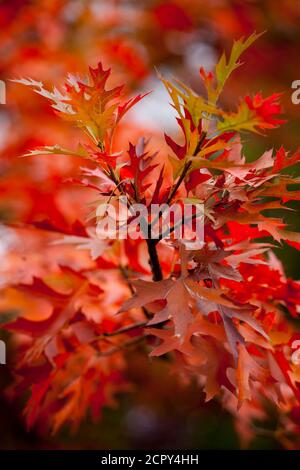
(21, 144, 88, 159)
(215, 32, 263, 100)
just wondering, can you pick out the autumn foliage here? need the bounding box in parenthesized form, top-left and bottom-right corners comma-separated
(1, 2, 300, 450)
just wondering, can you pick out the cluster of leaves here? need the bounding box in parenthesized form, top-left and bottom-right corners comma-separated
(1, 33, 300, 446)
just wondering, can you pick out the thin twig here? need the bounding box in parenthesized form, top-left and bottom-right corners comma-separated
(166, 132, 207, 205)
(166, 160, 192, 205)
(193, 131, 207, 156)
(102, 321, 147, 337)
(97, 336, 147, 356)
(119, 264, 152, 319)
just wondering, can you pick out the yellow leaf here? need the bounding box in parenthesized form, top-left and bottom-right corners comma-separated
(215, 32, 263, 100)
(217, 101, 262, 134)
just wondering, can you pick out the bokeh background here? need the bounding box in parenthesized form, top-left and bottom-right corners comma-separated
(0, 0, 299, 450)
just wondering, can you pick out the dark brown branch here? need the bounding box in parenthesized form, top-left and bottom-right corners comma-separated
(152, 132, 207, 248)
(90, 322, 147, 346)
(146, 238, 163, 281)
(194, 131, 207, 156)
(98, 336, 147, 356)
(106, 133, 206, 284)
(102, 321, 147, 337)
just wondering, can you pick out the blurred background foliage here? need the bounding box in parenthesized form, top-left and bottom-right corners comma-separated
(0, 0, 299, 449)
